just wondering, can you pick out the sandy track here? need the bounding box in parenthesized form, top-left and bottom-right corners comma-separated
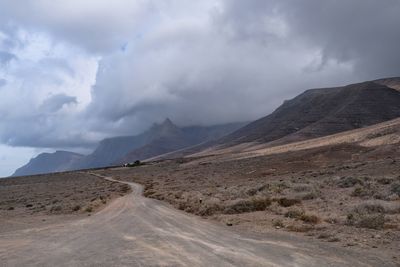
(0, 174, 394, 267)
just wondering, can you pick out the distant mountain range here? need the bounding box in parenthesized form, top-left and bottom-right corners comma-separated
(12, 120, 246, 176)
(13, 151, 84, 177)
(156, 77, 400, 159)
(13, 77, 400, 176)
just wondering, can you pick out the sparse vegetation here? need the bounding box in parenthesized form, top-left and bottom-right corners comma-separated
(119, 184, 131, 193)
(72, 205, 81, 212)
(347, 211, 385, 230)
(337, 176, 364, 188)
(223, 197, 271, 214)
(351, 183, 377, 198)
(277, 198, 301, 207)
(273, 219, 284, 228)
(391, 182, 400, 196)
(300, 214, 319, 224)
(85, 206, 93, 213)
(285, 209, 304, 219)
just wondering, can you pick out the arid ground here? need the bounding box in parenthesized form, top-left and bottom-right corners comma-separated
(0, 171, 130, 232)
(97, 142, 400, 265)
(0, 174, 396, 266)
(1, 120, 399, 265)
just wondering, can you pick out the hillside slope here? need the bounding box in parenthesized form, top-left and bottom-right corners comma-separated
(12, 151, 84, 176)
(218, 78, 400, 147)
(119, 121, 246, 163)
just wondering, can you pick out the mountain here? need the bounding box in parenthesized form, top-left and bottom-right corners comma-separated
(71, 119, 181, 169)
(118, 121, 246, 163)
(13, 120, 245, 176)
(217, 78, 400, 148)
(46, 119, 246, 171)
(12, 151, 84, 177)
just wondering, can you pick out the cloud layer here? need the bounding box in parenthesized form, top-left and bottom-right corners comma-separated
(1, 0, 400, 153)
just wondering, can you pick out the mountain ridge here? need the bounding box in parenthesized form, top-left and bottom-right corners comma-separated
(12, 151, 84, 177)
(13, 120, 246, 176)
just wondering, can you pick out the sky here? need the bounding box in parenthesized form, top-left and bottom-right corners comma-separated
(1, 0, 400, 177)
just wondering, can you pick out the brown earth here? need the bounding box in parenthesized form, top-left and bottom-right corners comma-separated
(0, 171, 130, 232)
(1, 118, 400, 265)
(1, 176, 393, 266)
(97, 140, 400, 264)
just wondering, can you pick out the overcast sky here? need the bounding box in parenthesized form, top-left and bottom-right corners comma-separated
(1, 0, 400, 177)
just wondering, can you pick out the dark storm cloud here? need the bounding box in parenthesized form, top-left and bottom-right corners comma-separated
(0, 0, 400, 151)
(220, 0, 400, 79)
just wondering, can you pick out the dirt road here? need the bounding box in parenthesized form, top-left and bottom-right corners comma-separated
(0, 174, 394, 267)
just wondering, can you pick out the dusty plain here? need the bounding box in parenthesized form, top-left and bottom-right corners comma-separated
(98, 142, 400, 264)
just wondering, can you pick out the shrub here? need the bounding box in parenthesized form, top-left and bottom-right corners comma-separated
(346, 213, 385, 230)
(317, 233, 331, 239)
(143, 190, 156, 197)
(338, 177, 363, 188)
(377, 178, 393, 185)
(119, 184, 131, 193)
(356, 214, 385, 230)
(354, 201, 400, 215)
(199, 204, 222, 216)
(391, 182, 400, 196)
(300, 214, 320, 224)
(285, 209, 304, 219)
(293, 184, 312, 193)
(301, 191, 320, 200)
(277, 198, 301, 207)
(223, 197, 271, 214)
(85, 206, 93, 213)
(50, 205, 62, 212)
(353, 202, 385, 214)
(351, 184, 376, 198)
(72, 205, 81, 212)
(273, 219, 284, 228)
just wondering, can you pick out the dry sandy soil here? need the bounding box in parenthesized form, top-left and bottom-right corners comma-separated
(0, 171, 130, 232)
(0, 175, 395, 266)
(97, 142, 400, 265)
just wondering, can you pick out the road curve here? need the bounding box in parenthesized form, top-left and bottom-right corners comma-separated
(0, 174, 394, 267)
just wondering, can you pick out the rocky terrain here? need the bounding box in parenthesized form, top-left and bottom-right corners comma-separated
(154, 78, 400, 160)
(97, 119, 400, 264)
(202, 78, 400, 150)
